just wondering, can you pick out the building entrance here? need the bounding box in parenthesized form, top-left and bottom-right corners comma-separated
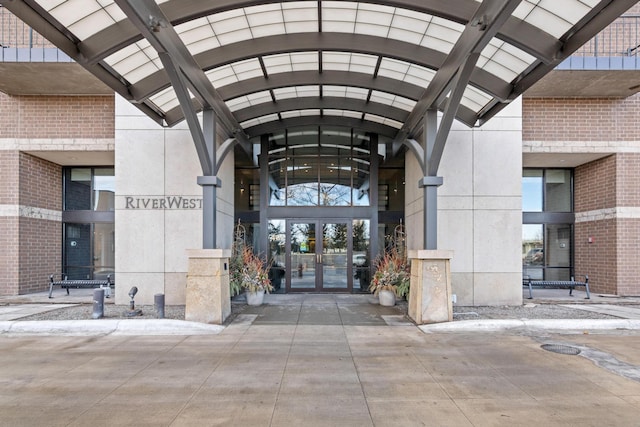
(288, 219, 350, 292)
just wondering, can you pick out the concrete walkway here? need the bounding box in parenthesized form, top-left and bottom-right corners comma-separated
(2, 320, 640, 426)
(2, 290, 640, 425)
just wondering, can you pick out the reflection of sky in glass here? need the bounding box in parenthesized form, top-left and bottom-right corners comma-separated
(94, 175, 115, 192)
(522, 177, 542, 212)
(522, 224, 543, 242)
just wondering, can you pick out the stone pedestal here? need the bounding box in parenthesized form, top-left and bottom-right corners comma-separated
(408, 250, 453, 324)
(185, 249, 231, 324)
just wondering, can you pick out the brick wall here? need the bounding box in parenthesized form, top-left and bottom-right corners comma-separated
(574, 154, 640, 296)
(0, 217, 19, 296)
(523, 95, 640, 142)
(19, 152, 62, 210)
(0, 93, 115, 139)
(0, 151, 62, 295)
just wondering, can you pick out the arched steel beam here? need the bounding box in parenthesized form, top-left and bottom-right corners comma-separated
(162, 72, 479, 128)
(79, 0, 558, 66)
(243, 116, 399, 139)
(217, 71, 420, 101)
(131, 33, 511, 103)
(223, 98, 406, 124)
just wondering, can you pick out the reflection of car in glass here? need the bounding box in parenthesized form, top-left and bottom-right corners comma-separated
(523, 248, 543, 264)
(352, 254, 367, 266)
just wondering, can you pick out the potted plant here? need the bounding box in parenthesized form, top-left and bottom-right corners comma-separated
(237, 245, 273, 306)
(369, 249, 410, 306)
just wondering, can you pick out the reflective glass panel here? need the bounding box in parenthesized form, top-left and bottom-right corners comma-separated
(322, 223, 348, 289)
(522, 169, 543, 212)
(353, 219, 371, 291)
(545, 170, 572, 212)
(93, 168, 115, 211)
(290, 222, 316, 289)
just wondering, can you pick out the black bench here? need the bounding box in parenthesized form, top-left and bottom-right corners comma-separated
(523, 275, 590, 299)
(48, 274, 114, 299)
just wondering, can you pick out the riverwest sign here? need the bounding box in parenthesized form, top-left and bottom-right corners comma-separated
(124, 196, 203, 209)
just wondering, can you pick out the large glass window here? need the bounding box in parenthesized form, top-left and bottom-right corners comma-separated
(64, 168, 114, 211)
(267, 127, 371, 207)
(522, 169, 573, 281)
(63, 167, 115, 280)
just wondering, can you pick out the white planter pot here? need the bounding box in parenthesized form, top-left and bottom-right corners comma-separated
(246, 289, 265, 306)
(379, 289, 396, 306)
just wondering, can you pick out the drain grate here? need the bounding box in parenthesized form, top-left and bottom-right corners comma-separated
(541, 344, 581, 355)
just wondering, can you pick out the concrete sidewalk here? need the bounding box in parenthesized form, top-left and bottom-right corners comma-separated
(1, 320, 640, 426)
(2, 288, 640, 335)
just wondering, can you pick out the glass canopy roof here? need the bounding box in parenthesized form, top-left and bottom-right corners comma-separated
(9, 0, 633, 138)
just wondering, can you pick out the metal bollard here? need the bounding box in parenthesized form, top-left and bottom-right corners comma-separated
(92, 288, 105, 319)
(154, 293, 165, 319)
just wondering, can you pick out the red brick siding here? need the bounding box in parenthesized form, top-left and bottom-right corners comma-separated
(19, 152, 62, 211)
(574, 154, 640, 296)
(574, 156, 617, 212)
(523, 95, 640, 141)
(18, 217, 61, 293)
(0, 151, 19, 205)
(0, 217, 19, 296)
(575, 219, 618, 295)
(0, 93, 115, 139)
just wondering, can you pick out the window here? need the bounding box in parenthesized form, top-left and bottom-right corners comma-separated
(62, 167, 115, 280)
(522, 169, 573, 281)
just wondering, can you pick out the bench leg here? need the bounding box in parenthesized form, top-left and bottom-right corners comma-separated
(584, 283, 590, 299)
(66, 287, 70, 295)
(48, 282, 54, 298)
(528, 281, 533, 299)
(569, 286, 574, 296)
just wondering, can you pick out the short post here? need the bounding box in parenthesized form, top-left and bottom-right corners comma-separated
(92, 288, 105, 319)
(154, 293, 165, 319)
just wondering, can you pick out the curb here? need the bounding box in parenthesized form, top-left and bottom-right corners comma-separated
(0, 319, 225, 336)
(419, 319, 640, 333)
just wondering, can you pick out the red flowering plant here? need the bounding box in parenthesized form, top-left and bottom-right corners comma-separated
(237, 246, 273, 294)
(368, 249, 410, 297)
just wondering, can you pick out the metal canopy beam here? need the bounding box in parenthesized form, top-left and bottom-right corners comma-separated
(232, 97, 409, 124)
(115, 0, 247, 147)
(428, 52, 481, 176)
(165, 71, 479, 128)
(395, 0, 522, 144)
(159, 52, 212, 175)
(244, 116, 400, 139)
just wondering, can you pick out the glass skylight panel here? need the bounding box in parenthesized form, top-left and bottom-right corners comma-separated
(460, 85, 493, 113)
(39, 0, 169, 40)
(478, 39, 536, 83)
(151, 90, 180, 113)
(422, 16, 464, 53)
(323, 86, 369, 100)
(378, 58, 435, 88)
(205, 59, 263, 88)
(177, 17, 220, 56)
(322, 52, 378, 74)
(104, 39, 161, 84)
(513, 0, 594, 39)
(241, 114, 279, 129)
(282, 2, 320, 33)
(263, 52, 319, 74)
(281, 109, 321, 119)
(324, 110, 363, 119)
(273, 86, 320, 100)
(364, 114, 403, 129)
(369, 91, 416, 111)
(226, 91, 272, 112)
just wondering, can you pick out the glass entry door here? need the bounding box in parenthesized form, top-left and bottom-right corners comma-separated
(288, 220, 350, 292)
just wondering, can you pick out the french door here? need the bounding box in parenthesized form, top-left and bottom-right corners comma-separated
(288, 219, 351, 292)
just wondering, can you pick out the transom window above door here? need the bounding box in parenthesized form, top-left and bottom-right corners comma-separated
(268, 126, 372, 206)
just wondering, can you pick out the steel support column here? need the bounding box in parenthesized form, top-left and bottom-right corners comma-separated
(421, 109, 441, 250)
(198, 109, 219, 249)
